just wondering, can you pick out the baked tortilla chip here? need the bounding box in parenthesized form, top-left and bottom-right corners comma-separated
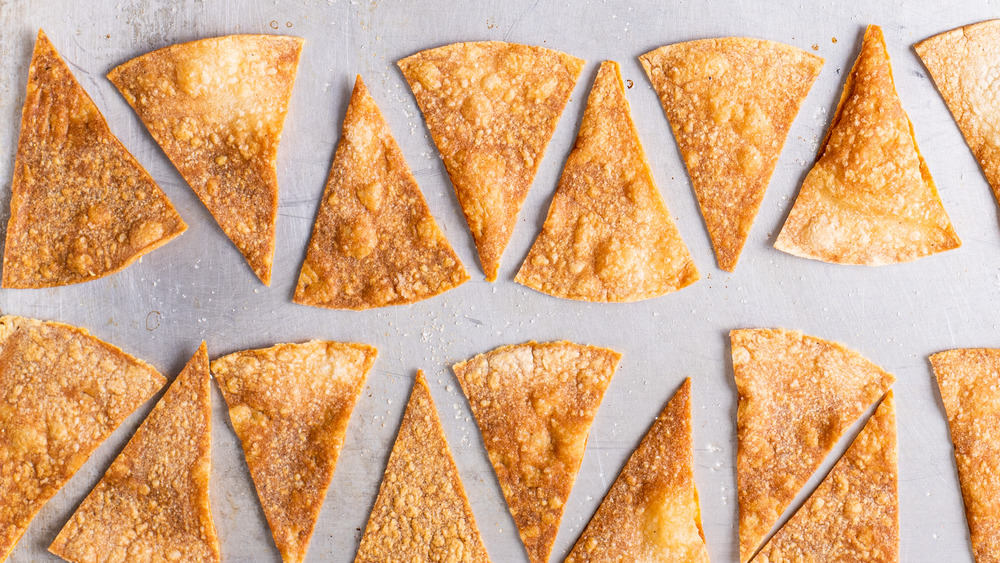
(754, 392, 898, 562)
(930, 348, 1000, 562)
(49, 342, 218, 563)
(2, 30, 186, 289)
(212, 341, 377, 562)
(398, 41, 584, 281)
(0, 315, 165, 560)
(355, 371, 489, 563)
(108, 34, 303, 284)
(640, 38, 823, 271)
(453, 341, 621, 563)
(515, 61, 699, 301)
(294, 76, 468, 309)
(731, 328, 895, 563)
(775, 25, 960, 264)
(565, 378, 709, 563)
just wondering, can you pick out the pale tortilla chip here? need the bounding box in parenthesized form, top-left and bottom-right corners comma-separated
(930, 348, 1000, 561)
(565, 378, 709, 563)
(294, 76, 468, 309)
(212, 341, 377, 563)
(731, 328, 895, 563)
(49, 342, 218, 563)
(398, 41, 584, 281)
(453, 341, 621, 563)
(2, 30, 186, 289)
(355, 371, 489, 563)
(0, 315, 165, 560)
(754, 392, 898, 562)
(775, 25, 960, 264)
(108, 34, 303, 285)
(515, 61, 699, 301)
(640, 38, 823, 272)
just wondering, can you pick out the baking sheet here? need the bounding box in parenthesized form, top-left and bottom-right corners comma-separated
(1, 0, 993, 561)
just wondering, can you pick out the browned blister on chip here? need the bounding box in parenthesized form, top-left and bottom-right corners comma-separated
(453, 341, 621, 563)
(2, 30, 186, 288)
(515, 61, 699, 301)
(731, 328, 895, 563)
(398, 41, 584, 281)
(49, 343, 218, 563)
(566, 378, 709, 563)
(754, 392, 898, 563)
(930, 349, 1000, 563)
(108, 34, 303, 284)
(294, 76, 468, 309)
(212, 341, 377, 563)
(355, 371, 490, 563)
(775, 25, 960, 264)
(640, 38, 823, 271)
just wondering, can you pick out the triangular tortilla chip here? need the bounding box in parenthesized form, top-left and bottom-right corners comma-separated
(453, 341, 621, 563)
(565, 378, 709, 563)
(754, 392, 898, 562)
(355, 371, 489, 562)
(515, 61, 699, 301)
(930, 348, 1000, 561)
(398, 41, 584, 281)
(293, 76, 469, 309)
(49, 342, 218, 562)
(108, 34, 303, 284)
(2, 30, 186, 289)
(211, 341, 377, 562)
(775, 25, 960, 264)
(0, 315, 165, 560)
(916, 20, 1000, 217)
(640, 38, 823, 271)
(731, 328, 895, 563)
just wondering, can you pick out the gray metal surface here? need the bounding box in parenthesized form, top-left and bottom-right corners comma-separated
(0, 0, 993, 561)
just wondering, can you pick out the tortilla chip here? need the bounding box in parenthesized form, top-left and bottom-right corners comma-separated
(640, 38, 823, 272)
(108, 34, 303, 285)
(398, 41, 584, 281)
(293, 76, 468, 309)
(731, 328, 895, 563)
(2, 30, 186, 289)
(453, 341, 621, 563)
(0, 316, 165, 560)
(515, 61, 699, 301)
(355, 371, 489, 562)
(774, 25, 960, 264)
(916, 20, 1000, 216)
(930, 348, 1000, 561)
(211, 340, 376, 562)
(565, 378, 709, 563)
(49, 342, 218, 563)
(754, 392, 898, 562)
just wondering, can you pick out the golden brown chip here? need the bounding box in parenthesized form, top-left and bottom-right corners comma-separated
(916, 20, 1000, 216)
(930, 348, 1000, 562)
(108, 34, 303, 285)
(355, 371, 489, 563)
(293, 76, 468, 309)
(49, 342, 218, 563)
(453, 341, 621, 563)
(775, 25, 960, 264)
(212, 340, 377, 563)
(754, 392, 898, 562)
(2, 30, 186, 289)
(515, 61, 699, 301)
(640, 38, 823, 272)
(731, 328, 895, 563)
(398, 41, 584, 281)
(0, 315, 165, 560)
(565, 378, 709, 563)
